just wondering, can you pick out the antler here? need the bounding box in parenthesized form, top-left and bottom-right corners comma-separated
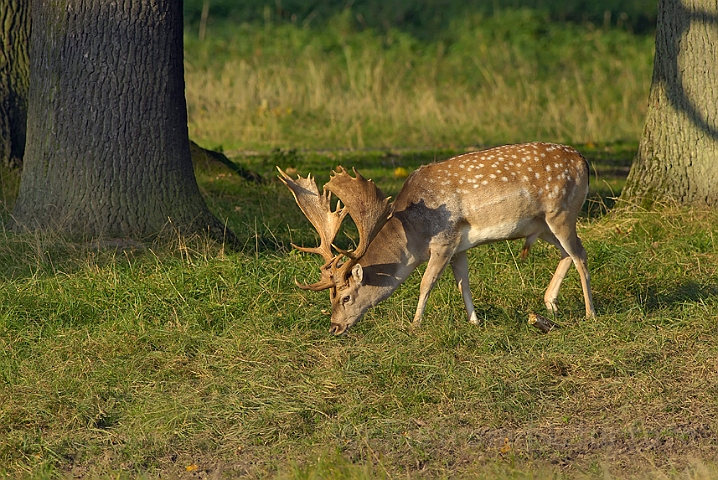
(279, 166, 393, 290)
(277, 167, 347, 291)
(325, 167, 393, 277)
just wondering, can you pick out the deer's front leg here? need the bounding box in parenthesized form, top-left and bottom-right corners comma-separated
(413, 247, 453, 326)
(450, 250, 479, 325)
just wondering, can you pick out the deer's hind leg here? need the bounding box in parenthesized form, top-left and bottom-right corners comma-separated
(542, 238, 574, 314)
(543, 213, 596, 319)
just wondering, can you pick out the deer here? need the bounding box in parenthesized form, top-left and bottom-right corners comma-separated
(278, 142, 596, 335)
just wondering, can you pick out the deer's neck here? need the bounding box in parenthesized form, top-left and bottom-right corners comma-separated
(355, 215, 424, 300)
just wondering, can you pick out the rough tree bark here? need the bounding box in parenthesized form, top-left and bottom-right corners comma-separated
(11, 0, 235, 244)
(0, 0, 29, 169)
(622, 0, 718, 206)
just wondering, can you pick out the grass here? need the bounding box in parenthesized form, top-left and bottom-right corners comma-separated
(183, 0, 658, 37)
(2, 144, 718, 477)
(2, 10, 715, 478)
(184, 11, 654, 152)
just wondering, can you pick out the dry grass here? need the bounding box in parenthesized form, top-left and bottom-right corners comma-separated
(184, 12, 654, 151)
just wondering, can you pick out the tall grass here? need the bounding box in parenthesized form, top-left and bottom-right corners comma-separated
(184, 10, 654, 151)
(183, 0, 658, 36)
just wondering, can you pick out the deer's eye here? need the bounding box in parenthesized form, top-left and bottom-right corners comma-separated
(341, 295, 351, 305)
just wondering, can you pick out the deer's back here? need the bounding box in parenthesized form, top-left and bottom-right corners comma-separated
(392, 143, 590, 248)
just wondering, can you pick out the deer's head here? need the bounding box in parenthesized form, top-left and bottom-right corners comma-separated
(278, 167, 393, 335)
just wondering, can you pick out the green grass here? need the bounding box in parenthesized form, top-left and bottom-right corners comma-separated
(2, 145, 718, 478)
(183, 0, 658, 37)
(184, 11, 654, 152)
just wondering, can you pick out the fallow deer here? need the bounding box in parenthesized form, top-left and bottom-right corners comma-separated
(279, 142, 596, 335)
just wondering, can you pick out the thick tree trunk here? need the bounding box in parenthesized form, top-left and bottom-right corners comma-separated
(622, 0, 718, 206)
(0, 0, 30, 169)
(11, 0, 234, 244)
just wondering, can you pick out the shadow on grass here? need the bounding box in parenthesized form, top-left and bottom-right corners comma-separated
(637, 280, 718, 313)
(581, 142, 635, 218)
(1, 142, 637, 281)
(246, 141, 636, 240)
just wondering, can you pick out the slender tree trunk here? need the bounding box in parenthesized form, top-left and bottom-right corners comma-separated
(622, 0, 718, 206)
(11, 0, 234, 244)
(0, 0, 30, 169)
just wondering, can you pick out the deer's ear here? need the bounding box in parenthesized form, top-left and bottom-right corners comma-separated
(351, 264, 364, 284)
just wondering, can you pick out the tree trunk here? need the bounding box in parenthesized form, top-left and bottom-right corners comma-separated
(0, 0, 30, 169)
(622, 0, 718, 206)
(11, 0, 235, 244)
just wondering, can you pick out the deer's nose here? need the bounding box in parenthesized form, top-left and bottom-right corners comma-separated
(329, 323, 346, 335)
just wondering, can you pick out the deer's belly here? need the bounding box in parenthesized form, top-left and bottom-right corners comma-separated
(457, 217, 544, 251)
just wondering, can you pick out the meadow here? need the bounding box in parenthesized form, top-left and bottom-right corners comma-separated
(2, 8, 718, 479)
(183, 10, 654, 151)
